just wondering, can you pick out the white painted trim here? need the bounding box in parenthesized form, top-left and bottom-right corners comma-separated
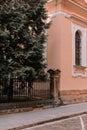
(48, 10, 71, 18)
(47, 0, 53, 3)
(72, 23, 87, 77)
(48, 10, 87, 24)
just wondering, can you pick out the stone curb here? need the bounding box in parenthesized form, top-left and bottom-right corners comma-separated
(8, 111, 87, 130)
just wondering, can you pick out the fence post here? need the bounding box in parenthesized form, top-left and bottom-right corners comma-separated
(48, 69, 63, 106)
(48, 69, 54, 99)
(7, 78, 13, 102)
(54, 69, 63, 105)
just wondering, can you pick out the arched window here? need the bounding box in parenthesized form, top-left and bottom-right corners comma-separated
(72, 23, 86, 77)
(75, 31, 81, 66)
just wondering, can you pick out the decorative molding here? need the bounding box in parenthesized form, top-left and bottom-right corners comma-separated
(72, 23, 87, 77)
(48, 10, 71, 18)
(73, 66, 87, 77)
(68, 0, 87, 11)
(47, 0, 53, 2)
(48, 10, 87, 25)
(70, 14, 87, 24)
(47, 0, 87, 11)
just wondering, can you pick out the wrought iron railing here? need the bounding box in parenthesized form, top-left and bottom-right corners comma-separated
(0, 78, 51, 103)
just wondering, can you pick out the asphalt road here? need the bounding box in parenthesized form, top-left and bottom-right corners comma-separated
(23, 114, 87, 130)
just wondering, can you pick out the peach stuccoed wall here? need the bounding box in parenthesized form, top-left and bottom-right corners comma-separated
(47, 13, 87, 91)
(60, 15, 87, 91)
(47, 15, 62, 70)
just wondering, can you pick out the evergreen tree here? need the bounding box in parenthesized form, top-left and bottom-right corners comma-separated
(0, 0, 50, 80)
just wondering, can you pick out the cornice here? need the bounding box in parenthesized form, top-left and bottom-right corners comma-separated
(47, 0, 87, 12)
(68, 0, 87, 11)
(49, 10, 87, 25)
(70, 14, 87, 25)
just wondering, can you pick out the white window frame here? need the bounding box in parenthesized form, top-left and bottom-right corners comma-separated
(72, 23, 87, 77)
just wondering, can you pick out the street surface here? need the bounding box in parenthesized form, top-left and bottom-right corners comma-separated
(23, 114, 87, 130)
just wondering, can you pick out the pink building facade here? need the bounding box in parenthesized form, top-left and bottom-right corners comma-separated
(46, 0, 87, 104)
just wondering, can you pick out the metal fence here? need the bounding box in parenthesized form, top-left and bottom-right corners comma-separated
(0, 70, 63, 110)
(0, 78, 51, 103)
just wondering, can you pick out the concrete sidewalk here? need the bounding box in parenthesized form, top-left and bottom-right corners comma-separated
(0, 102, 87, 130)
